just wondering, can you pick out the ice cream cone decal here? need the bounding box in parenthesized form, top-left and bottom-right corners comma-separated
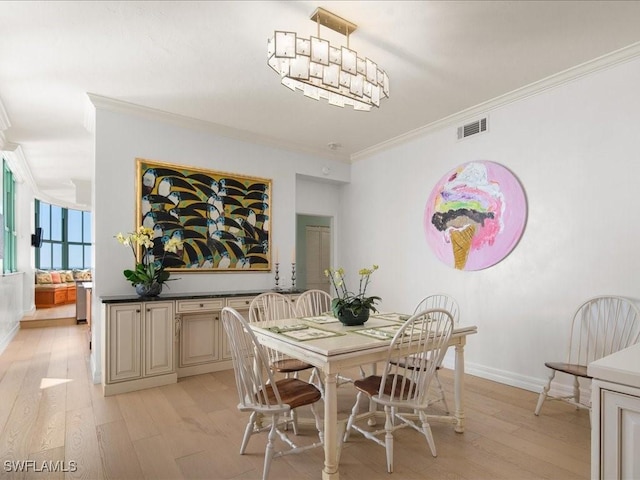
(451, 224, 476, 270)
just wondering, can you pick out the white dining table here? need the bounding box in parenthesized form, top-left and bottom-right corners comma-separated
(249, 312, 478, 480)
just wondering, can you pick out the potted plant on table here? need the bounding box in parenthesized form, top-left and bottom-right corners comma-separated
(115, 226, 183, 297)
(324, 265, 381, 326)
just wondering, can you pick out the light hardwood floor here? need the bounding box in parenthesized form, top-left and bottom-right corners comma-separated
(0, 324, 590, 479)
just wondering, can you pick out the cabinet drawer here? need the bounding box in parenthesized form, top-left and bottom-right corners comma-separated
(176, 299, 224, 313)
(226, 297, 255, 309)
(287, 294, 300, 304)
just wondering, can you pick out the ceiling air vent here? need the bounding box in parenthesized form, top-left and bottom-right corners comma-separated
(457, 117, 488, 140)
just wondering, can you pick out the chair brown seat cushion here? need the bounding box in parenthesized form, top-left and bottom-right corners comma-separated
(259, 378, 322, 409)
(354, 374, 416, 398)
(544, 362, 590, 378)
(271, 358, 314, 373)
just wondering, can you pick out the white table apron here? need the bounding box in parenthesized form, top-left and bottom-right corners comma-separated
(249, 315, 478, 480)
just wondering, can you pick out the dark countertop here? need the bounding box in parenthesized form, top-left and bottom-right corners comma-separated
(100, 288, 305, 304)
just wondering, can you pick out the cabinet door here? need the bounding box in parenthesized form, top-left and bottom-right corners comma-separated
(108, 304, 142, 383)
(602, 389, 640, 479)
(225, 297, 255, 360)
(143, 301, 175, 377)
(180, 311, 220, 367)
(221, 317, 232, 360)
(224, 297, 254, 360)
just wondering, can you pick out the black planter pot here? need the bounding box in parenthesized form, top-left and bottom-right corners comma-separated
(135, 282, 162, 298)
(336, 308, 370, 326)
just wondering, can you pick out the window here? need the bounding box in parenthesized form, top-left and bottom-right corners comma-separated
(2, 159, 17, 273)
(36, 200, 92, 270)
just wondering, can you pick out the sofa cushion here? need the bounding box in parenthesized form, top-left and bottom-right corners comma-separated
(50, 271, 62, 284)
(36, 272, 53, 284)
(61, 270, 75, 282)
(73, 269, 92, 281)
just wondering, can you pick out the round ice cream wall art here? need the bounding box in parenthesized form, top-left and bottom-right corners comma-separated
(424, 161, 526, 271)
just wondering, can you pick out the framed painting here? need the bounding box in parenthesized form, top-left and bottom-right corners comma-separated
(136, 158, 271, 271)
(423, 160, 527, 271)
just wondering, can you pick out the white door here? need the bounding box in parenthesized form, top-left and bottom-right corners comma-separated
(305, 226, 330, 293)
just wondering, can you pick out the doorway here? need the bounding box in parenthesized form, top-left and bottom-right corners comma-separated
(295, 215, 331, 293)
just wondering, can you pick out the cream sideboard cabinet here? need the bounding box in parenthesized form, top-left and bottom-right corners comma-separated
(588, 344, 640, 480)
(102, 290, 303, 395)
(176, 294, 301, 375)
(103, 300, 175, 395)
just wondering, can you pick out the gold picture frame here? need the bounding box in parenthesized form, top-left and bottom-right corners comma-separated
(136, 158, 271, 271)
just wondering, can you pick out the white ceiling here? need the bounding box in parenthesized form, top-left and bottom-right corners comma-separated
(1, 1, 640, 208)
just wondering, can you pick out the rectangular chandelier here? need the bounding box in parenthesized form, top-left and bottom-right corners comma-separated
(267, 7, 390, 111)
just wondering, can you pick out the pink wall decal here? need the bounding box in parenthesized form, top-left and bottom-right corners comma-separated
(424, 161, 527, 271)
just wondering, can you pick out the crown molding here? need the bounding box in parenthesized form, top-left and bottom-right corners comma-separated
(1, 138, 88, 210)
(0, 97, 10, 132)
(2, 142, 37, 189)
(86, 93, 351, 163)
(83, 94, 95, 134)
(351, 41, 640, 162)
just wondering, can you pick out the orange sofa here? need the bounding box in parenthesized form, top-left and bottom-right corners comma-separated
(35, 269, 90, 308)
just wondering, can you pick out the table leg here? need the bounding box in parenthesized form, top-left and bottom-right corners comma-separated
(322, 372, 339, 480)
(454, 340, 466, 433)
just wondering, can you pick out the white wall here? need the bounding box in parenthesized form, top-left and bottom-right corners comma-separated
(0, 175, 35, 353)
(296, 174, 344, 267)
(92, 108, 350, 382)
(340, 55, 640, 393)
(92, 54, 640, 395)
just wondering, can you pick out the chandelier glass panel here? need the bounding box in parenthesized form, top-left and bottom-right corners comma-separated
(267, 7, 389, 111)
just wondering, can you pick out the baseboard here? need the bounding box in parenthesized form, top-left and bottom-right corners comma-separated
(0, 322, 20, 356)
(441, 356, 592, 402)
(90, 353, 101, 384)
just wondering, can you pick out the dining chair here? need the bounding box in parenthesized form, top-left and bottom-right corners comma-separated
(249, 291, 323, 429)
(534, 295, 640, 418)
(343, 308, 454, 473)
(295, 289, 332, 317)
(295, 289, 365, 386)
(393, 294, 459, 413)
(249, 292, 314, 377)
(220, 307, 323, 480)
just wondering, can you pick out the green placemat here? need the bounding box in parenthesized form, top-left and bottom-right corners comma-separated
(301, 315, 340, 324)
(353, 325, 405, 340)
(371, 312, 411, 322)
(267, 325, 344, 341)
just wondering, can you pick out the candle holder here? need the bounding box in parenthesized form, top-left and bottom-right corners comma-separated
(290, 262, 296, 291)
(274, 262, 281, 291)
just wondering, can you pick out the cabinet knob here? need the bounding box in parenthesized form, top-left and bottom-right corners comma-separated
(245, 300, 249, 305)
(199, 303, 204, 308)
(146, 308, 151, 313)
(136, 309, 141, 313)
